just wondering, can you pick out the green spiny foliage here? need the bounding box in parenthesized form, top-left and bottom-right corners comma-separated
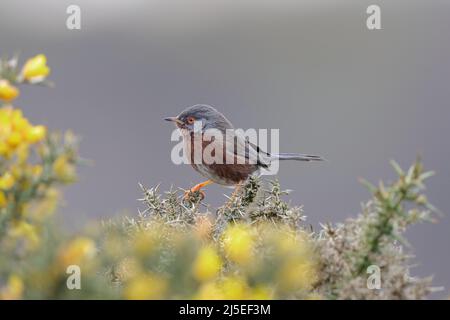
(315, 159, 439, 299)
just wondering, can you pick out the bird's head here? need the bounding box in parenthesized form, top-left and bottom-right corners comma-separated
(164, 104, 233, 133)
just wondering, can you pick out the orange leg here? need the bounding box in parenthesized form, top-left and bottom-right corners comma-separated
(184, 180, 213, 200)
(191, 180, 213, 192)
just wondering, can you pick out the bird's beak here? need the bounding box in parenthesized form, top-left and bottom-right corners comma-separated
(164, 117, 183, 125)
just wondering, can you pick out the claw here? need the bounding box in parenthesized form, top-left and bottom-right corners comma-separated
(182, 180, 212, 203)
(183, 188, 205, 202)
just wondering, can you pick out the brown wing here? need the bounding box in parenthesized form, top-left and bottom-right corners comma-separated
(186, 132, 258, 184)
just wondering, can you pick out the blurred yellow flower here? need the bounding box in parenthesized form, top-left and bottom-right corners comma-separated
(58, 237, 96, 266)
(195, 281, 224, 300)
(124, 273, 167, 300)
(21, 54, 50, 82)
(0, 275, 24, 300)
(17, 144, 29, 164)
(9, 164, 22, 179)
(25, 125, 46, 143)
(250, 285, 272, 300)
(53, 155, 76, 182)
(222, 224, 254, 266)
(0, 79, 19, 102)
(0, 172, 15, 190)
(192, 245, 222, 282)
(9, 221, 40, 249)
(0, 191, 7, 208)
(11, 113, 30, 132)
(0, 142, 9, 158)
(31, 164, 43, 177)
(0, 107, 47, 158)
(6, 131, 22, 148)
(221, 276, 248, 300)
(195, 277, 251, 300)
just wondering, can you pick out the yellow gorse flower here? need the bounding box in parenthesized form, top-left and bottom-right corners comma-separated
(222, 224, 254, 266)
(249, 285, 272, 300)
(53, 155, 76, 182)
(192, 245, 222, 282)
(124, 273, 167, 300)
(0, 191, 7, 208)
(195, 281, 224, 300)
(195, 277, 260, 300)
(0, 79, 19, 102)
(26, 125, 46, 143)
(0, 172, 15, 190)
(220, 276, 249, 300)
(21, 54, 50, 82)
(0, 107, 47, 158)
(9, 221, 40, 249)
(58, 237, 96, 267)
(0, 275, 24, 300)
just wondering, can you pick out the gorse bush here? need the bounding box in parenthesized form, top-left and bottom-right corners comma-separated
(0, 53, 440, 300)
(0, 54, 80, 299)
(315, 160, 438, 299)
(110, 181, 318, 299)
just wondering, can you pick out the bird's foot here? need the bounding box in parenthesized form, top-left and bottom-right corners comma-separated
(182, 180, 212, 203)
(183, 188, 205, 202)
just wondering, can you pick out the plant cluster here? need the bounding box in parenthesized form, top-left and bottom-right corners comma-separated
(0, 53, 440, 300)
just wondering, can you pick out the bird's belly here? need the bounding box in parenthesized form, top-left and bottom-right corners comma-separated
(192, 163, 259, 186)
(183, 131, 259, 185)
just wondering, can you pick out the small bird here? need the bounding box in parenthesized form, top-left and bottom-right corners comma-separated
(165, 104, 323, 200)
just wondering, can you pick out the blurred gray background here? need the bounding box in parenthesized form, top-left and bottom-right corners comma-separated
(1, 0, 449, 297)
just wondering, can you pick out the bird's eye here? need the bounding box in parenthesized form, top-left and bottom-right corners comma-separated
(186, 116, 195, 124)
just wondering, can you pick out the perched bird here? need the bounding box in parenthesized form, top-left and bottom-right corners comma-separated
(165, 104, 323, 200)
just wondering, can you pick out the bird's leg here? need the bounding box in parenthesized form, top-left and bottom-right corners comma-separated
(183, 180, 213, 201)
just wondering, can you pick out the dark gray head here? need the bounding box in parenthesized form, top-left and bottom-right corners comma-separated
(164, 104, 233, 132)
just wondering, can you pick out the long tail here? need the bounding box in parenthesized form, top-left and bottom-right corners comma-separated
(272, 153, 325, 162)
